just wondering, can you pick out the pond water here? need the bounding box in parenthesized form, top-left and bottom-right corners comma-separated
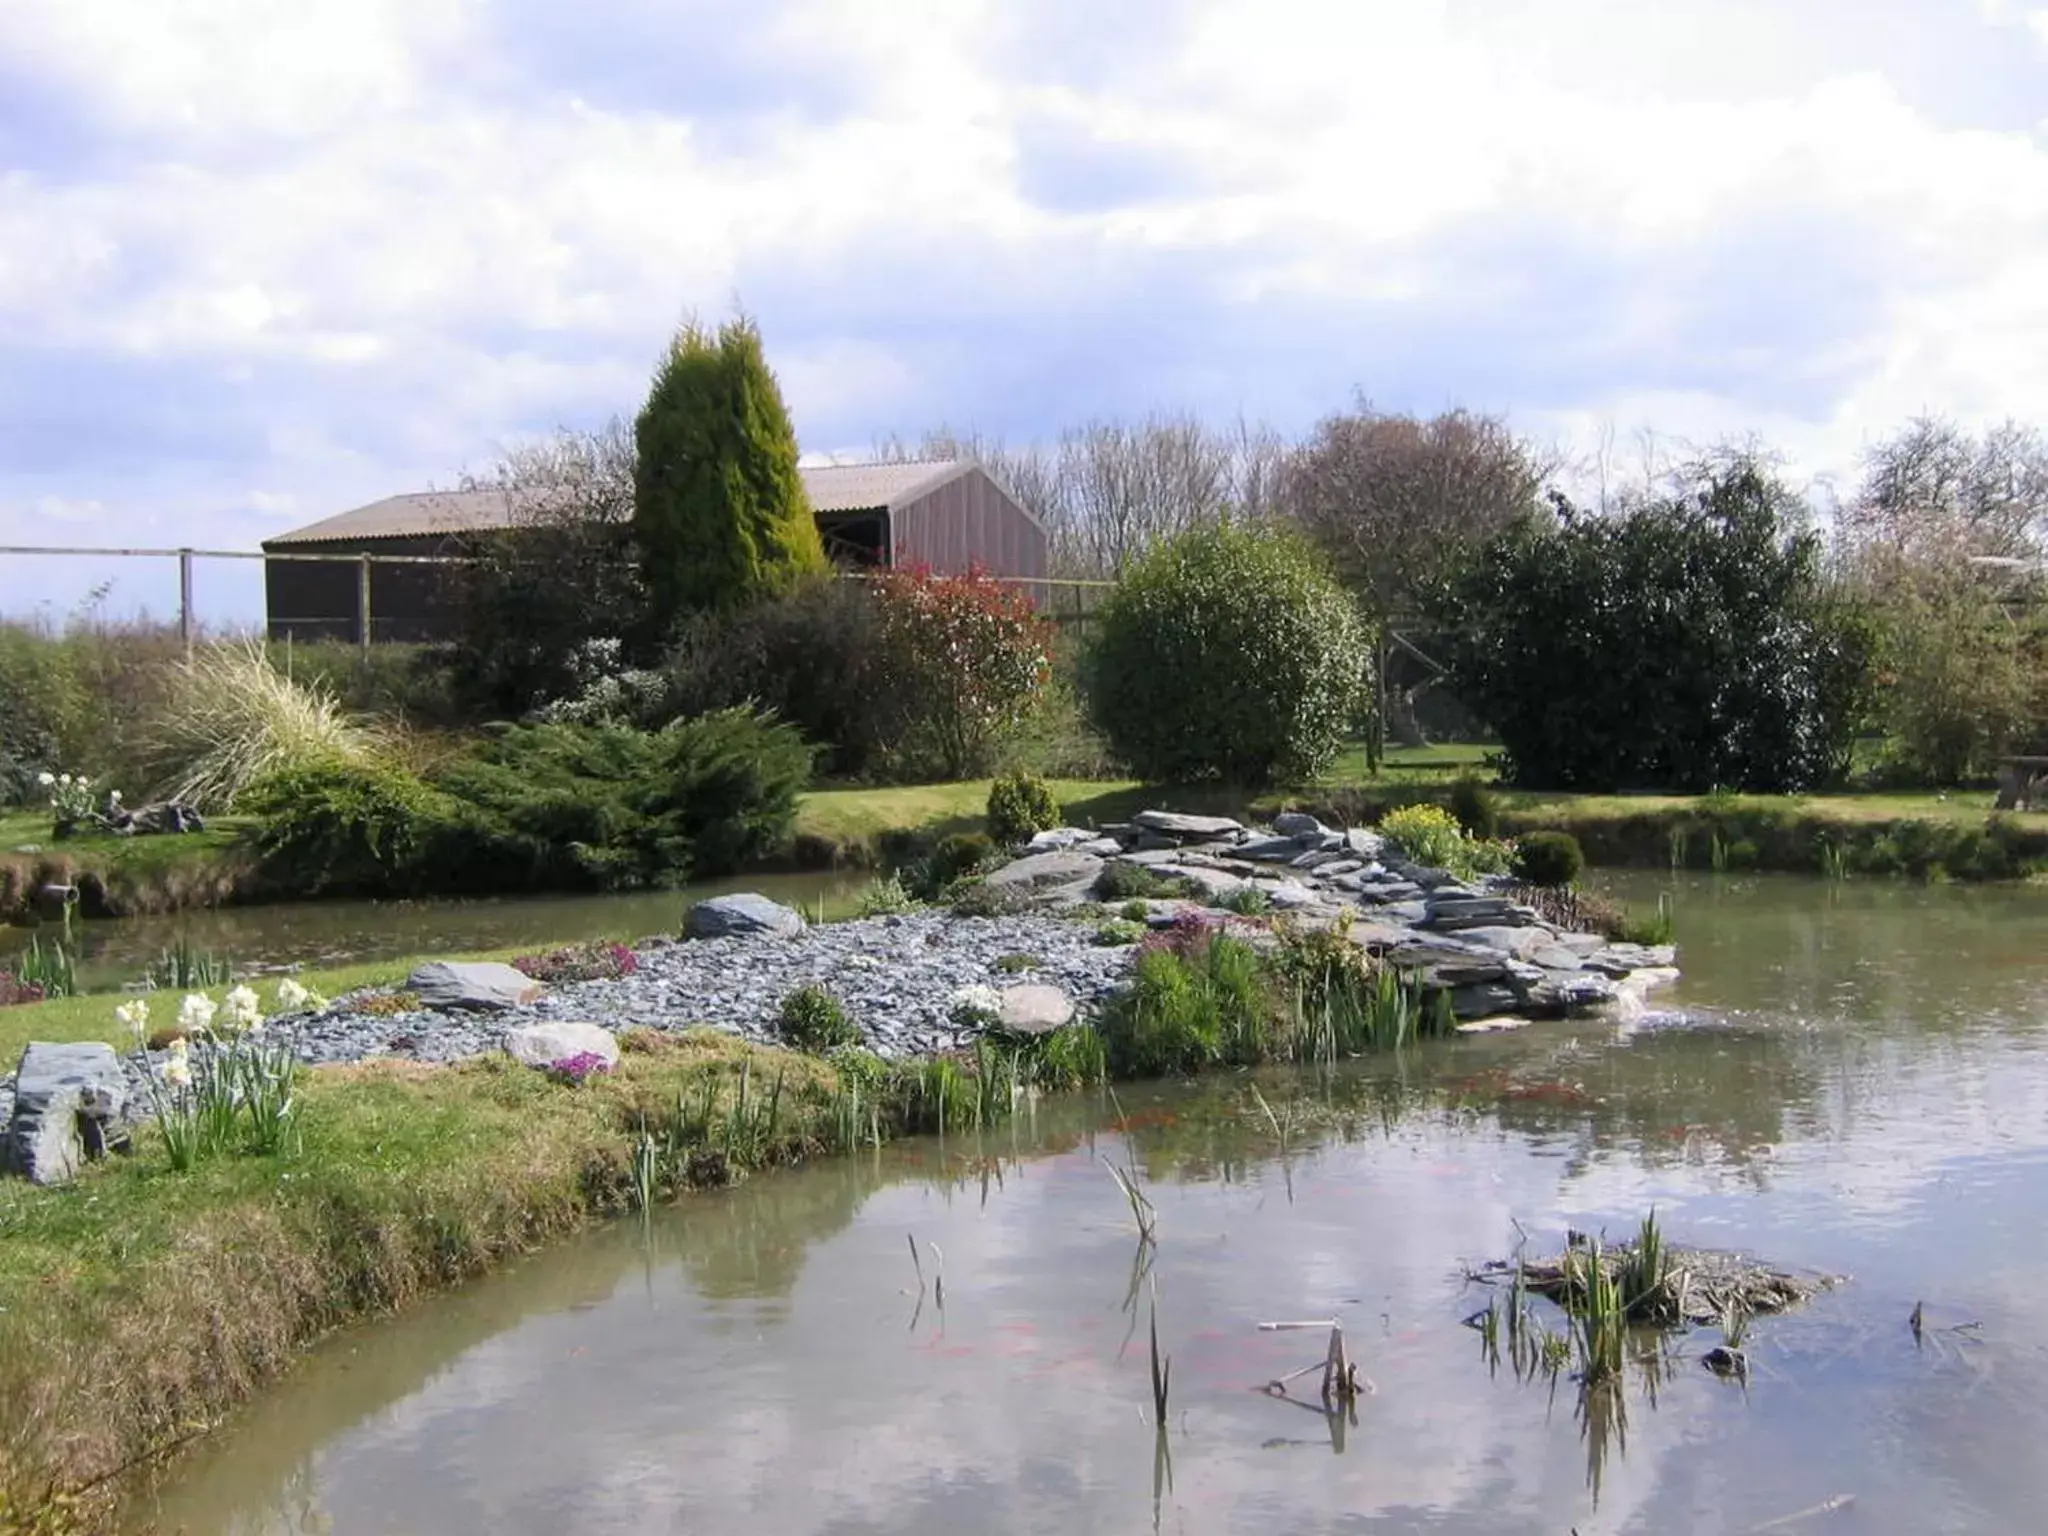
(122, 874, 2048, 1534)
(2, 871, 872, 993)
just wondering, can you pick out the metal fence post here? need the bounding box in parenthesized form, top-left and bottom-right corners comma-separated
(357, 554, 373, 656)
(178, 548, 195, 658)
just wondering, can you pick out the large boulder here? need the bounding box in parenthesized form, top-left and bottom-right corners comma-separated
(683, 893, 806, 939)
(983, 850, 1106, 892)
(505, 1021, 622, 1073)
(1132, 810, 1244, 842)
(6, 1042, 132, 1185)
(995, 984, 1077, 1037)
(406, 961, 544, 1012)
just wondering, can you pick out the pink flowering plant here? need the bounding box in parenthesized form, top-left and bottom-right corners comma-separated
(512, 942, 641, 984)
(548, 1051, 614, 1086)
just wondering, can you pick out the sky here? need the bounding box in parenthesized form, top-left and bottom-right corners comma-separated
(6, 0, 2048, 624)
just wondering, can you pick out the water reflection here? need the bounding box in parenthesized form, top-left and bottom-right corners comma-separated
(2, 870, 869, 992)
(124, 875, 2048, 1534)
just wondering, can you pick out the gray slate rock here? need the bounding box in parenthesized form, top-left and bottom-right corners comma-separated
(1237, 836, 1308, 862)
(1272, 811, 1326, 838)
(683, 893, 807, 939)
(1456, 926, 1552, 959)
(407, 961, 545, 1012)
(1583, 943, 1679, 976)
(505, 1021, 622, 1072)
(1132, 810, 1244, 841)
(1522, 971, 1623, 1015)
(984, 851, 1106, 891)
(995, 984, 1076, 1036)
(1025, 827, 1097, 852)
(1448, 983, 1521, 1018)
(6, 1041, 131, 1185)
(1260, 881, 1321, 910)
(1345, 828, 1386, 858)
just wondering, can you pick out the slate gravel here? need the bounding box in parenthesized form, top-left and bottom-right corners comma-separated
(287, 910, 1138, 1066)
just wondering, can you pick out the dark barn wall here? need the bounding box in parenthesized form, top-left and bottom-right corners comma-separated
(264, 536, 465, 643)
(889, 468, 1047, 581)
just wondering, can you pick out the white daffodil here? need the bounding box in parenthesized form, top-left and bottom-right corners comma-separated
(178, 993, 217, 1035)
(57, 773, 71, 787)
(115, 998, 149, 1042)
(276, 978, 311, 1011)
(36, 771, 54, 787)
(222, 984, 261, 1034)
(162, 1038, 193, 1090)
(109, 789, 122, 803)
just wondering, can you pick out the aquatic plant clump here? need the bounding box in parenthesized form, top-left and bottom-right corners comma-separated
(1477, 1224, 1834, 1332)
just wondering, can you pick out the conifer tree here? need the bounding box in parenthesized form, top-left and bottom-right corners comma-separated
(632, 316, 825, 627)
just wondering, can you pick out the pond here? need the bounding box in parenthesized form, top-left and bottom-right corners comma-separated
(121, 873, 2048, 1533)
(2, 870, 874, 993)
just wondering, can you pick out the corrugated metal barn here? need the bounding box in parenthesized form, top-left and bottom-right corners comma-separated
(261, 461, 1049, 643)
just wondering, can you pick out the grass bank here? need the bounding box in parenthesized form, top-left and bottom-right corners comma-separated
(0, 815, 262, 925)
(796, 756, 2048, 885)
(0, 1029, 853, 1534)
(0, 899, 1466, 1532)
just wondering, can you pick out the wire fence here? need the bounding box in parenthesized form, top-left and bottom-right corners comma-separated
(0, 543, 1115, 654)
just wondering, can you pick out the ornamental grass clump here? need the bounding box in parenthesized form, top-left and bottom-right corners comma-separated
(148, 639, 388, 811)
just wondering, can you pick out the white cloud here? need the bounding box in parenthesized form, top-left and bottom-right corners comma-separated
(7, 0, 2048, 618)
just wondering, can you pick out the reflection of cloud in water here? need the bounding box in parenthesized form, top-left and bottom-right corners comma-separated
(134, 878, 2048, 1534)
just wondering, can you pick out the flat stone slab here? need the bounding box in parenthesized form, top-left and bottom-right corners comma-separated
(1247, 880, 1320, 910)
(1583, 943, 1679, 977)
(684, 892, 807, 939)
(1271, 811, 1327, 838)
(7, 1041, 130, 1185)
(1024, 827, 1098, 851)
(1456, 1015, 1534, 1035)
(505, 1021, 621, 1072)
(986, 850, 1107, 893)
(1455, 926, 1553, 959)
(1236, 836, 1308, 862)
(1521, 971, 1623, 1015)
(996, 984, 1076, 1036)
(1132, 810, 1244, 841)
(407, 961, 545, 1012)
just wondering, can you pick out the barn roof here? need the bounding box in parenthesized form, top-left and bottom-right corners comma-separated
(263, 461, 979, 546)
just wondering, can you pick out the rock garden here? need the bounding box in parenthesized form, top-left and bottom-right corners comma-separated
(1, 806, 1677, 1187)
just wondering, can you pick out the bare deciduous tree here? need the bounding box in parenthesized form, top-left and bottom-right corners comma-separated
(1280, 401, 1554, 625)
(877, 413, 1290, 579)
(451, 419, 648, 712)
(1842, 416, 2048, 561)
